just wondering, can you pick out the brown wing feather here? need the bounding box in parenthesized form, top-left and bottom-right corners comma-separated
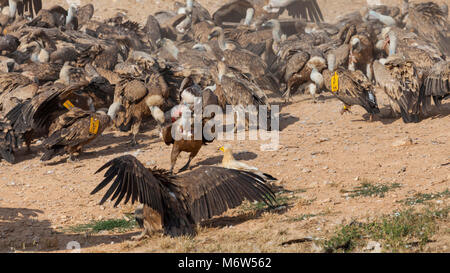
(176, 166, 276, 223)
(286, 0, 324, 22)
(92, 155, 165, 211)
(213, 0, 254, 25)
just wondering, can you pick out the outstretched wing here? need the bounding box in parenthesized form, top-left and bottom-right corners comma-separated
(212, 0, 254, 25)
(284, 0, 324, 22)
(91, 155, 166, 213)
(176, 166, 277, 223)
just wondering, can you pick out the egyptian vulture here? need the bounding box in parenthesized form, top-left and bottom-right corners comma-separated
(219, 144, 276, 181)
(91, 155, 277, 239)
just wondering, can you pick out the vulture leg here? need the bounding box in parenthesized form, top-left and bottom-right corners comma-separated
(129, 121, 141, 146)
(178, 157, 192, 173)
(170, 147, 181, 174)
(131, 224, 150, 241)
(179, 148, 200, 173)
(67, 153, 79, 163)
(366, 63, 373, 82)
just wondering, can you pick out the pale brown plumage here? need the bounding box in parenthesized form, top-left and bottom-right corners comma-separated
(91, 155, 276, 239)
(0, 71, 37, 116)
(373, 56, 421, 123)
(114, 71, 170, 146)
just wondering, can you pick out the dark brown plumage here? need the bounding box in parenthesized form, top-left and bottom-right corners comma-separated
(421, 60, 449, 110)
(213, 0, 323, 25)
(40, 102, 121, 162)
(162, 85, 218, 173)
(91, 155, 276, 238)
(0, 118, 17, 163)
(323, 54, 379, 119)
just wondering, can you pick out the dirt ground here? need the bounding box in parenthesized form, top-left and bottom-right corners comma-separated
(0, 0, 449, 253)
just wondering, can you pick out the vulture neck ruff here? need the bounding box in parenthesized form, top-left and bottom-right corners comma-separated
(244, 8, 254, 26)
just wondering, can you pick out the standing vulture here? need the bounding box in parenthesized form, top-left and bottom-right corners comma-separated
(91, 155, 276, 239)
(40, 103, 121, 162)
(373, 56, 421, 123)
(323, 54, 379, 120)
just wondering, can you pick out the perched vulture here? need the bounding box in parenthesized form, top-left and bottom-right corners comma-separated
(91, 155, 277, 239)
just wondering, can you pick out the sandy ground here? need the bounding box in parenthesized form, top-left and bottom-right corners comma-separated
(0, 0, 449, 253)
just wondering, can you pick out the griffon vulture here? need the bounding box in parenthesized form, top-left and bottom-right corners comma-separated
(90, 155, 276, 239)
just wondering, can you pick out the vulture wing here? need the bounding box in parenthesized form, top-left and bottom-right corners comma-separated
(92, 155, 166, 212)
(176, 166, 277, 223)
(283, 0, 324, 22)
(77, 4, 95, 26)
(213, 0, 254, 25)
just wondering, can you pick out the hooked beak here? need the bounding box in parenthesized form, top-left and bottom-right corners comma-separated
(383, 37, 390, 51)
(340, 105, 352, 115)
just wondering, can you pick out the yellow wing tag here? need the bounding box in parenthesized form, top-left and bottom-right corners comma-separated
(63, 100, 75, 110)
(331, 72, 339, 93)
(89, 117, 100, 135)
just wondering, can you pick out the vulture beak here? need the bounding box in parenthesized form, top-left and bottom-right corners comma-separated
(383, 36, 390, 51)
(340, 105, 352, 115)
(208, 31, 218, 41)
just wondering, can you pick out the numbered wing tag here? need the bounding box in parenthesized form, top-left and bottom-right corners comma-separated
(331, 72, 339, 93)
(89, 117, 100, 135)
(63, 100, 75, 110)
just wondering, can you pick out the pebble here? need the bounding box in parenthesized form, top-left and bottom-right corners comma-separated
(302, 168, 312, 173)
(365, 241, 382, 253)
(392, 137, 413, 147)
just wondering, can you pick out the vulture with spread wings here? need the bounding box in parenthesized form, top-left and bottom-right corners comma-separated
(213, 0, 323, 25)
(91, 155, 277, 239)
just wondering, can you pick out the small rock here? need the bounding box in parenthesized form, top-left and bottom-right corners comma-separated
(302, 168, 312, 173)
(354, 176, 360, 181)
(365, 241, 382, 253)
(392, 137, 413, 147)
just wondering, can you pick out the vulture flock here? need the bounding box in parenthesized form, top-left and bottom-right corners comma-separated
(0, 0, 448, 239)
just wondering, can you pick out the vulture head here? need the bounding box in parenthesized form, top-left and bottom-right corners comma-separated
(380, 28, 397, 56)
